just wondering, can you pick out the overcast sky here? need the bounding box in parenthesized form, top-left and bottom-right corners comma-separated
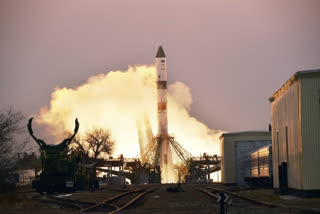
(1, 0, 320, 133)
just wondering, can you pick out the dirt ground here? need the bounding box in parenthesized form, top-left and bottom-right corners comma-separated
(120, 184, 316, 214)
(1, 184, 320, 214)
(0, 185, 148, 214)
(236, 188, 320, 209)
(0, 193, 73, 214)
(208, 184, 320, 214)
(125, 184, 219, 214)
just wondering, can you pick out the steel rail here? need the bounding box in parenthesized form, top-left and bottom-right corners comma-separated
(108, 185, 160, 214)
(72, 185, 151, 213)
(32, 197, 84, 210)
(192, 186, 218, 200)
(194, 185, 320, 213)
(205, 186, 277, 207)
(192, 185, 256, 207)
(31, 194, 96, 207)
(48, 195, 96, 207)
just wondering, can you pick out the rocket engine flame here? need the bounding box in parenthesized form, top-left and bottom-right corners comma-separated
(36, 65, 223, 157)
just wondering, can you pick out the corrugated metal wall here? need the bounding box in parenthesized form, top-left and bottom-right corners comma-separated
(220, 133, 271, 184)
(235, 140, 271, 185)
(270, 81, 301, 189)
(300, 73, 320, 189)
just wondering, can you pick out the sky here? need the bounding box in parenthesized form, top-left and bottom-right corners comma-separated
(1, 0, 320, 147)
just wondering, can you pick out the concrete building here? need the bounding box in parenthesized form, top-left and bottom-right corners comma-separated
(220, 131, 271, 185)
(269, 69, 320, 197)
(17, 170, 35, 185)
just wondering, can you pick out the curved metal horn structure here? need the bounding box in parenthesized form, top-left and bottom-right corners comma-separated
(27, 117, 45, 148)
(65, 118, 79, 146)
(27, 117, 80, 148)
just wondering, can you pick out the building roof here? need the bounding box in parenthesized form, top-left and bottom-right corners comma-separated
(156, 46, 166, 58)
(219, 131, 271, 140)
(269, 69, 320, 103)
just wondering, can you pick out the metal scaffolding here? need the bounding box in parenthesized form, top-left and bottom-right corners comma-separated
(136, 114, 221, 183)
(136, 114, 192, 168)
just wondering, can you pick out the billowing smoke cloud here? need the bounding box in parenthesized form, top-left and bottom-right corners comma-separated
(36, 65, 223, 157)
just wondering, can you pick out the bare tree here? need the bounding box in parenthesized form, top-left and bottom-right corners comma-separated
(69, 128, 115, 163)
(0, 107, 28, 171)
(84, 128, 115, 160)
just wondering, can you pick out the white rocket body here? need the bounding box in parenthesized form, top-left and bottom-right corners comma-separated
(155, 52, 168, 136)
(155, 46, 176, 183)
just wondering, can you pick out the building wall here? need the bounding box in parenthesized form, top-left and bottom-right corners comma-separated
(220, 137, 225, 183)
(220, 138, 232, 183)
(220, 132, 271, 184)
(270, 80, 301, 189)
(300, 73, 320, 189)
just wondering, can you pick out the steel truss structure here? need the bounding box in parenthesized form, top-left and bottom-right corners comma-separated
(136, 114, 192, 167)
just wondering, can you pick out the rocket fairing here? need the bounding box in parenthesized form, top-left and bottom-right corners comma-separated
(155, 46, 176, 183)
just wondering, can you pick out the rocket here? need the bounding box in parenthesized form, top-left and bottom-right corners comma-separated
(155, 46, 168, 137)
(155, 46, 175, 183)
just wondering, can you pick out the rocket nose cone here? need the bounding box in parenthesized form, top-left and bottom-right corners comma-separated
(156, 46, 166, 58)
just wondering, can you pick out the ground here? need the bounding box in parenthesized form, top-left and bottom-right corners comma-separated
(126, 184, 218, 213)
(1, 184, 320, 214)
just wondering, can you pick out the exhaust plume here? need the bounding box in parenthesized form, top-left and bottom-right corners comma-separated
(36, 65, 223, 157)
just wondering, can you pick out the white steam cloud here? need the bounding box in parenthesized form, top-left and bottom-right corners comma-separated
(36, 65, 223, 157)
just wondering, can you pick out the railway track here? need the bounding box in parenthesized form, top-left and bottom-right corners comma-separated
(192, 185, 320, 214)
(73, 185, 159, 213)
(197, 185, 277, 208)
(28, 185, 159, 213)
(31, 194, 95, 210)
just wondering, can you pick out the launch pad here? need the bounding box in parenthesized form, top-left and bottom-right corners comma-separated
(137, 114, 220, 184)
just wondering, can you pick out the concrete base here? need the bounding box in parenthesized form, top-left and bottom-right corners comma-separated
(222, 183, 237, 186)
(274, 188, 320, 198)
